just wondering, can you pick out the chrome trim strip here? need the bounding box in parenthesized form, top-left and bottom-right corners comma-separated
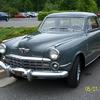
(60, 62, 71, 67)
(55, 43, 62, 47)
(6, 54, 51, 62)
(86, 55, 100, 67)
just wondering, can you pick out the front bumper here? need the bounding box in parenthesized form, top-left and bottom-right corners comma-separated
(0, 61, 68, 81)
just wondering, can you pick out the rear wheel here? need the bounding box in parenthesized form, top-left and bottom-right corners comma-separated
(67, 56, 81, 88)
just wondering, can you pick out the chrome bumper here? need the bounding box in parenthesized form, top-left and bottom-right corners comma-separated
(0, 61, 68, 81)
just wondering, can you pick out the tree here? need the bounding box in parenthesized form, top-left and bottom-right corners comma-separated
(78, 0, 97, 12)
(31, 0, 46, 11)
(60, 0, 80, 10)
(0, 0, 99, 13)
(96, 0, 100, 10)
(23, 0, 33, 11)
(43, 0, 63, 11)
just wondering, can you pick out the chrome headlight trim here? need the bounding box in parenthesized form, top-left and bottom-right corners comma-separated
(0, 43, 6, 54)
(49, 48, 59, 60)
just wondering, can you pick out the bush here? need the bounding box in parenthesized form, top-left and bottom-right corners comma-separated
(38, 12, 50, 21)
(43, 0, 60, 11)
(8, 7, 19, 17)
(1, 7, 19, 17)
(0, 27, 37, 42)
(38, 11, 61, 21)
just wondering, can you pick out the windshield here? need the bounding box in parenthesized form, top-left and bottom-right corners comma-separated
(39, 17, 85, 33)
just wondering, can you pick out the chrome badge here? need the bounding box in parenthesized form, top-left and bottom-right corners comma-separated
(19, 48, 30, 54)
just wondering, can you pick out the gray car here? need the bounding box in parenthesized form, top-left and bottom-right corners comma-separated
(0, 12, 100, 88)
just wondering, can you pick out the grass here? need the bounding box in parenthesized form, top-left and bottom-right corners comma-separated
(0, 27, 37, 42)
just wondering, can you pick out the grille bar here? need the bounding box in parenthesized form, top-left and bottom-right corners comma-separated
(4, 55, 50, 70)
(6, 54, 51, 62)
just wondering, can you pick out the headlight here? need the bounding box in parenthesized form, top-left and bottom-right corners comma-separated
(50, 48, 59, 60)
(0, 44, 6, 54)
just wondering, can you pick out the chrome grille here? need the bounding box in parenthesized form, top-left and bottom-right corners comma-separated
(5, 55, 50, 70)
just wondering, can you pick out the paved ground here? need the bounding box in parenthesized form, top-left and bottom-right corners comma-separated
(0, 58, 100, 100)
(0, 18, 41, 27)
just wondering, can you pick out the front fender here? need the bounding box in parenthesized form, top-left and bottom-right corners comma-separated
(56, 35, 87, 67)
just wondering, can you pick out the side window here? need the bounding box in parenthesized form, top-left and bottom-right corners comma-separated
(87, 17, 99, 31)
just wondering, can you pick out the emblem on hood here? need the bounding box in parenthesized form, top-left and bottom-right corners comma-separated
(19, 48, 30, 54)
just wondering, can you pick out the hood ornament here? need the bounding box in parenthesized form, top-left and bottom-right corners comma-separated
(19, 48, 30, 54)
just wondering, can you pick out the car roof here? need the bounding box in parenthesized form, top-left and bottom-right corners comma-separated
(47, 12, 96, 18)
(0, 12, 8, 16)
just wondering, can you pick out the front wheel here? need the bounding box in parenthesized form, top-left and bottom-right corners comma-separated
(67, 56, 81, 88)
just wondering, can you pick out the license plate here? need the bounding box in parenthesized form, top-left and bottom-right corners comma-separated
(14, 71, 23, 76)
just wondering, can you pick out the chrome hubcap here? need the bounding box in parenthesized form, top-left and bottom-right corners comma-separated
(77, 64, 81, 81)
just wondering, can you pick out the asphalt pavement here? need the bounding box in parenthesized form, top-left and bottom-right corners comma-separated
(0, 18, 41, 27)
(0, 58, 100, 100)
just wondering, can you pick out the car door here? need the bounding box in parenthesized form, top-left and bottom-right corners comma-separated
(86, 16, 100, 64)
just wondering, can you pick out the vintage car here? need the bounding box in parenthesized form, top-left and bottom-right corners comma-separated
(0, 12, 100, 88)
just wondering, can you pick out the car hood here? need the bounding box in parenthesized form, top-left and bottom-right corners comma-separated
(5, 32, 83, 57)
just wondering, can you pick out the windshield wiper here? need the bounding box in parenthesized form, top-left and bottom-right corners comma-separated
(49, 27, 57, 29)
(59, 27, 68, 29)
(49, 27, 69, 30)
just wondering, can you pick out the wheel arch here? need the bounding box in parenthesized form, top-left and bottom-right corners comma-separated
(73, 51, 85, 70)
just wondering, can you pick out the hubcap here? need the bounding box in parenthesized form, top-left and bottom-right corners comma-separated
(77, 63, 81, 81)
